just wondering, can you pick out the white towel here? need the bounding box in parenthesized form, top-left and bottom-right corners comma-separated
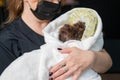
(0, 7, 103, 80)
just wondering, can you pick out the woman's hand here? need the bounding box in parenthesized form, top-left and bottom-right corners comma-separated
(49, 47, 96, 80)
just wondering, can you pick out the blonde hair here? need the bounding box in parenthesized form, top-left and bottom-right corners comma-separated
(4, 0, 23, 24)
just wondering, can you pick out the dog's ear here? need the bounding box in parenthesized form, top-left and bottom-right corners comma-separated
(73, 21, 86, 40)
(59, 21, 86, 42)
(59, 24, 73, 42)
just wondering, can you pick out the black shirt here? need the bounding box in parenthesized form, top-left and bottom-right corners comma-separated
(0, 17, 45, 74)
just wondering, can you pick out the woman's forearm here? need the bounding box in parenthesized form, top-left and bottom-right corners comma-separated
(91, 49, 112, 73)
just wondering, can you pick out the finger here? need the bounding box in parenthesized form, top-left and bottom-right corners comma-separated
(51, 66, 68, 79)
(59, 47, 73, 54)
(72, 71, 81, 80)
(54, 65, 79, 80)
(49, 61, 66, 73)
(72, 67, 83, 80)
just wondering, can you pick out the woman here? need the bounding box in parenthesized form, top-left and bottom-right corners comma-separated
(0, 0, 112, 80)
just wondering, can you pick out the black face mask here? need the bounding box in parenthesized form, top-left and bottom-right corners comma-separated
(29, 0, 61, 20)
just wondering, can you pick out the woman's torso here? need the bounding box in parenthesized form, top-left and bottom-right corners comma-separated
(0, 17, 45, 74)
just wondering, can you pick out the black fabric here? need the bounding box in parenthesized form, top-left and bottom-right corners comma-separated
(0, 7, 6, 25)
(0, 17, 45, 75)
(104, 39, 120, 73)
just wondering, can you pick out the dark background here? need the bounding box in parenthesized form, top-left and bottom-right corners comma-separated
(0, 0, 120, 73)
(77, 0, 120, 39)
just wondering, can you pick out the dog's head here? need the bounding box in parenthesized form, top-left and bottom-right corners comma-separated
(59, 21, 86, 42)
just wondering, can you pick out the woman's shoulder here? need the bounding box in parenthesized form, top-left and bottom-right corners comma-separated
(0, 17, 23, 40)
(0, 20, 21, 51)
(0, 22, 17, 41)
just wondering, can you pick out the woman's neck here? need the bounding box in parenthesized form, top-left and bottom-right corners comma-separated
(21, 1, 50, 35)
(21, 10, 49, 35)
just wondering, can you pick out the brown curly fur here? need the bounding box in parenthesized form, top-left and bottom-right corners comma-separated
(59, 21, 86, 42)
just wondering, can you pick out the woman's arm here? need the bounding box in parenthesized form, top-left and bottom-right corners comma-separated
(49, 47, 112, 80)
(91, 49, 112, 73)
